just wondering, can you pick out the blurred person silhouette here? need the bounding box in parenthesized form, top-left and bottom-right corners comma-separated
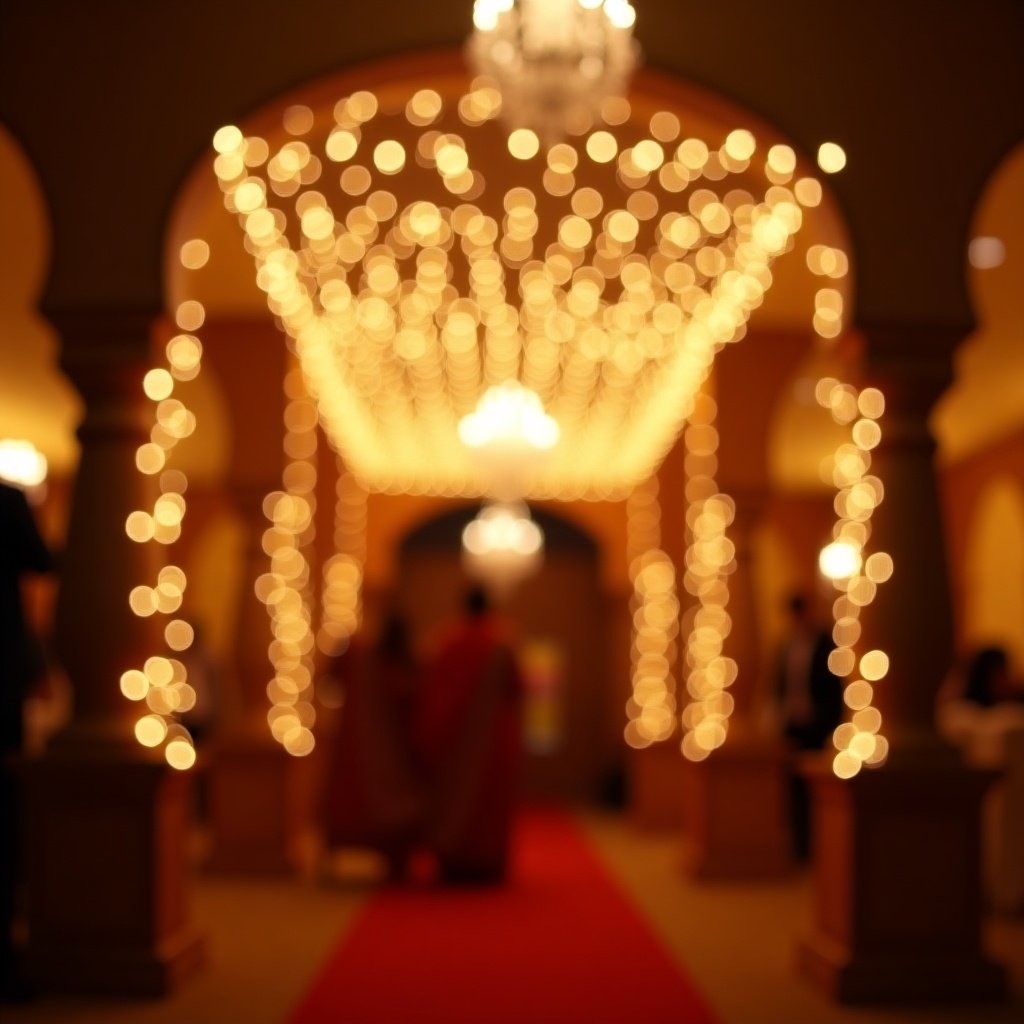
(178, 621, 220, 747)
(321, 612, 423, 878)
(956, 646, 1022, 708)
(0, 480, 54, 999)
(775, 591, 843, 861)
(415, 586, 524, 884)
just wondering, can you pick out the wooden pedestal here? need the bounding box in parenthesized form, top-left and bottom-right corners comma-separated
(26, 742, 204, 995)
(628, 742, 687, 830)
(800, 754, 1006, 1002)
(205, 722, 311, 873)
(681, 734, 792, 879)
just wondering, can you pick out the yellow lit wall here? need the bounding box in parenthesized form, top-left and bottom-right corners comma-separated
(0, 124, 80, 475)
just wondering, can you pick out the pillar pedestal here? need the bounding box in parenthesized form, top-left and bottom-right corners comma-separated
(682, 729, 792, 879)
(27, 737, 204, 995)
(799, 750, 1004, 1002)
(205, 717, 307, 873)
(25, 307, 204, 994)
(629, 743, 686, 830)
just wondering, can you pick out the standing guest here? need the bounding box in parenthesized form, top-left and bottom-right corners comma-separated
(959, 647, 1020, 708)
(321, 613, 423, 877)
(415, 586, 524, 884)
(0, 481, 54, 1000)
(775, 591, 843, 861)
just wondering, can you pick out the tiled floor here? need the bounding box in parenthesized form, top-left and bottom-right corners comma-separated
(5, 813, 1023, 1024)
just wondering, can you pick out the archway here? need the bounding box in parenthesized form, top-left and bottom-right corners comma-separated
(0, 122, 79, 509)
(398, 502, 607, 801)
(963, 478, 1024, 675)
(161, 45, 855, 723)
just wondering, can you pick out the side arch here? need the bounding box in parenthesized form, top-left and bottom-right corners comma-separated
(962, 475, 1024, 674)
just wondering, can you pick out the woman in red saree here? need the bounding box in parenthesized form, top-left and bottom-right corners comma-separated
(321, 614, 423, 874)
(414, 588, 524, 883)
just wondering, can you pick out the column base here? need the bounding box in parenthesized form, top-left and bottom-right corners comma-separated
(29, 928, 205, 998)
(26, 736, 204, 996)
(681, 731, 792, 879)
(799, 750, 1006, 1003)
(205, 720, 311, 873)
(628, 742, 686, 830)
(799, 931, 1005, 1004)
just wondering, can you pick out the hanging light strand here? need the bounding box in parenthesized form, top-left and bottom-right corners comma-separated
(212, 86, 811, 504)
(624, 476, 680, 748)
(816, 377, 892, 778)
(254, 365, 319, 757)
(317, 462, 367, 655)
(122, 241, 209, 770)
(679, 393, 738, 761)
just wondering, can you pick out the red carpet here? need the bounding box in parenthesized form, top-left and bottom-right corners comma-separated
(289, 810, 719, 1023)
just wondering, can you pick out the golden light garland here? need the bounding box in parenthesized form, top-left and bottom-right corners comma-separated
(468, 0, 639, 144)
(679, 393, 738, 761)
(122, 241, 207, 770)
(209, 68, 865, 762)
(816, 378, 892, 778)
(318, 463, 367, 655)
(212, 81, 813, 502)
(254, 366, 319, 757)
(624, 475, 680, 748)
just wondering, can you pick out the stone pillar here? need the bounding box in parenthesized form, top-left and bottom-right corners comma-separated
(799, 323, 1005, 1001)
(204, 484, 307, 873)
(681, 491, 792, 878)
(629, 438, 688, 829)
(27, 308, 203, 995)
(679, 336, 809, 877)
(196, 318, 306, 873)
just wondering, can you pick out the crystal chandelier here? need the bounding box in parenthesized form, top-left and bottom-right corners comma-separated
(459, 380, 559, 499)
(210, 6, 818, 762)
(467, 0, 639, 142)
(462, 501, 544, 593)
(212, 87, 807, 501)
(0, 438, 48, 490)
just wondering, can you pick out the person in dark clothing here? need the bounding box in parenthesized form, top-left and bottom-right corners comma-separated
(414, 587, 524, 883)
(962, 646, 1015, 707)
(0, 481, 54, 998)
(777, 593, 844, 750)
(776, 592, 843, 861)
(321, 613, 423, 877)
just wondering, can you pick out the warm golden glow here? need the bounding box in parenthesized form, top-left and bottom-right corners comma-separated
(508, 127, 540, 160)
(317, 465, 366, 653)
(254, 367, 322, 757)
(679, 393, 738, 761)
(210, 80, 854, 758)
(816, 377, 892, 777)
(468, 0, 637, 142)
(819, 540, 862, 580)
(179, 238, 211, 270)
(0, 438, 48, 488)
(123, 249, 209, 765)
(817, 141, 847, 174)
(624, 476, 679, 749)
(967, 235, 1006, 270)
(214, 85, 815, 502)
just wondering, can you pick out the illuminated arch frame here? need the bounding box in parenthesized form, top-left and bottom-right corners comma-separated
(146, 50, 889, 777)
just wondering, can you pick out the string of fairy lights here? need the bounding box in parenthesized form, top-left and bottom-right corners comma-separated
(317, 463, 367, 656)
(624, 475, 680, 748)
(212, 82, 813, 502)
(816, 379, 892, 777)
(678, 393, 739, 761)
(121, 242, 207, 770)
(253, 365, 321, 757)
(117, 20, 894, 782)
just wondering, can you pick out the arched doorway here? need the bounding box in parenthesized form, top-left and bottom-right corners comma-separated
(398, 503, 607, 801)
(159, 49, 855, 772)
